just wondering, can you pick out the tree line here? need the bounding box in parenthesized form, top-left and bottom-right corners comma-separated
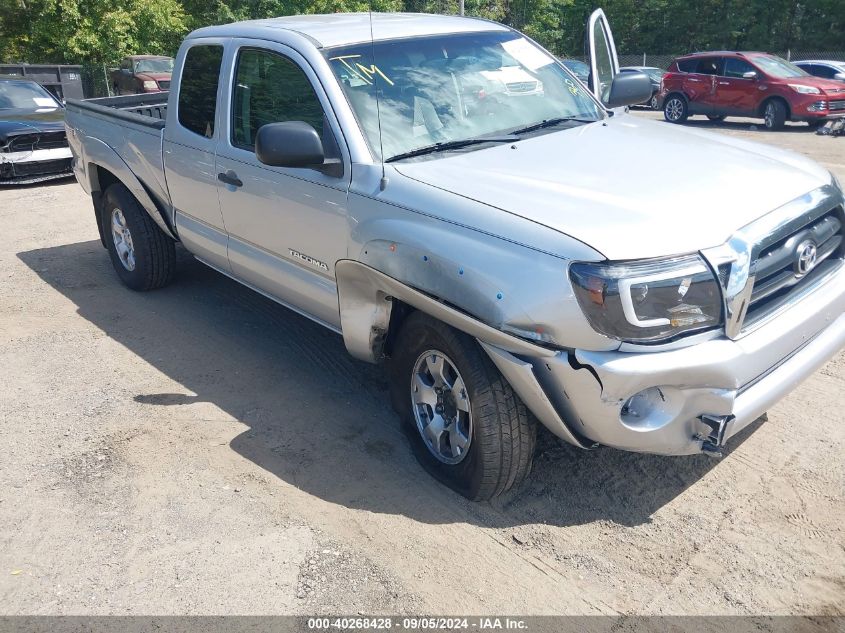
(1, 0, 843, 66)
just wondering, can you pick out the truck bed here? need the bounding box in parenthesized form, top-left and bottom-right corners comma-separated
(68, 93, 169, 128)
(65, 93, 171, 222)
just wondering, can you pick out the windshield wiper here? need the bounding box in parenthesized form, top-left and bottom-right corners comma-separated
(507, 116, 597, 136)
(385, 135, 519, 163)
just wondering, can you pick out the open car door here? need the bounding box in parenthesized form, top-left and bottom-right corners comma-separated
(586, 8, 620, 106)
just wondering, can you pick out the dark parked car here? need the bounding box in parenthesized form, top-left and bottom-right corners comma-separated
(620, 66, 665, 108)
(0, 76, 72, 184)
(110, 55, 173, 94)
(559, 58, 589, 83)
(659, 51, 845, 129)
(794, 60, 845, 83)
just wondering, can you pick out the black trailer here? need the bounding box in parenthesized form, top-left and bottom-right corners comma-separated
(0, 64, 85, 101)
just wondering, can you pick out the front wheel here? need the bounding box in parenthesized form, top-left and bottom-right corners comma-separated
(388, 313, 537, 500)
(663, 95, 688, 123)
(763, 100, 787, 130)
(649, 94, 659, 110)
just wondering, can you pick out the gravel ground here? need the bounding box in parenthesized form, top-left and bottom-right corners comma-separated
(0, 110, 843, 616)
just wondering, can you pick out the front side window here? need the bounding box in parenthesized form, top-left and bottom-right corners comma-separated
(232, 48, 326, 150)
(805, 64, 835, 79)
(723, 58, 755, 78)
(748, 55, 809, 78)
(324, 31, 603, 161)
(178, 45, 224, 138)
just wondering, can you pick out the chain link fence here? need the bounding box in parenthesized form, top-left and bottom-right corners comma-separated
(80, 63, 117, 99)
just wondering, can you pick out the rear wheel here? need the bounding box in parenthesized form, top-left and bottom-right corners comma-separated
(102, 183, 175, 291)
(388, 312, 537, 500)
(763, 100, 787, 130)
(649, 94, 659, 110)
(663, 95, 688, 123)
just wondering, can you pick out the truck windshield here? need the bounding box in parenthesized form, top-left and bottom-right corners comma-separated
(0, 80, 59, 110)
(324, 31, 603, 161)
(134, 58, 174, 73)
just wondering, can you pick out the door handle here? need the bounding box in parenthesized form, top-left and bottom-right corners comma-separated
(217, 170, 243, 188)
(718, 81, 730, 85)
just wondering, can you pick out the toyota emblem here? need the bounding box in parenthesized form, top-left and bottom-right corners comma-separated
(795, 240, 818, 277)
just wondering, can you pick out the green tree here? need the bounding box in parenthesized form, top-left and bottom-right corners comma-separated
(1, 0, 187, 63)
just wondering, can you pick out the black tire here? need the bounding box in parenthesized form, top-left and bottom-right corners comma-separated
(388, 312, 537, 501)
(649, 94, 659, 110)
(707, 114, 726, 122)
(101, 183, 175, 291)
(663, 94, 688, 123)
(763, 99, 787, 130)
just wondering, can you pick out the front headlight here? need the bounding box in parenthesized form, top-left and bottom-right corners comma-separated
(788, 84, 821, 95)
(142, 80, 158, 90)
(569, 255, 723, 343)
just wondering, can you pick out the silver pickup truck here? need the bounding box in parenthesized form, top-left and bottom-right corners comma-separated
(65, 11, 845, 500)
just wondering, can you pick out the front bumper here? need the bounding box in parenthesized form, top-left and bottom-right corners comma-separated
(485, 261, 845, 455)
(0, 147, 73, 185)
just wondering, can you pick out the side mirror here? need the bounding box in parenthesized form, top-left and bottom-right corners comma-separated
(835, 73, 845, 81)
(606, 71, 653, 109)
(742, 71, 758, 80)
(255, 121, 324, 168)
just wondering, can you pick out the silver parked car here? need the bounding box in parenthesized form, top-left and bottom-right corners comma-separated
(64, 11, 845, 500)
(794, 59, 845, 82)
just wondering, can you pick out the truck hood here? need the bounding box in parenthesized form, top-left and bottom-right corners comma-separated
(393, 115, 832, 260)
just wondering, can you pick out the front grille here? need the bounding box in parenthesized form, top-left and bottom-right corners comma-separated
(743, 207, 844, 328)
(7, 131, 68, 152)
(828, 100, 845, 112)
(158, 80, 170, 89)
(2, 157, 71, 178)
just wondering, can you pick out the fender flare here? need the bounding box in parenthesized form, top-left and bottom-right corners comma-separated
(335, 259, 555, 363)
(83, 136, 177, 241)
(335, 260, 589, 448)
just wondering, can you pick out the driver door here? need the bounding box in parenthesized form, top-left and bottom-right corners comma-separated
(585, 9, 620, 107)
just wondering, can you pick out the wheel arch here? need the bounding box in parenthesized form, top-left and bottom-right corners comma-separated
(664, 91, 689, 105)
(335, 260, 589, 449)
(334, 260, 555, 365)
(758, 95, 791, 119)
(83, 137, 177, 243)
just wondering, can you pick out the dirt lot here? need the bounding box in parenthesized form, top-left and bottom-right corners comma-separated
(0, 111, 843, 616)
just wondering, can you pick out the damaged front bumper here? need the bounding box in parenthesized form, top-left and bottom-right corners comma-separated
(0, 147, 73, 185)
(483, 261, 845, 456)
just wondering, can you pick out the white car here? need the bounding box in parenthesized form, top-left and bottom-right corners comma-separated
(794, 60, 845, 83)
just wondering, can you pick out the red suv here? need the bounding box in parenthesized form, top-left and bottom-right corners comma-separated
(659, 51, 845, 129)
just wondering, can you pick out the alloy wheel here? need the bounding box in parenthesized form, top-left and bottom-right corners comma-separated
(410, 350, 472, 465)
(111, 208, 136, 271)
(666, 98, 684, 121)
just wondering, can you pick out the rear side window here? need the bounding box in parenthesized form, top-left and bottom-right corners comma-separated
(723, 58, 756, 78)
(695, 57, 724, 75)
(676, 59, 698, 73)
(178, 45, 224, 138)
